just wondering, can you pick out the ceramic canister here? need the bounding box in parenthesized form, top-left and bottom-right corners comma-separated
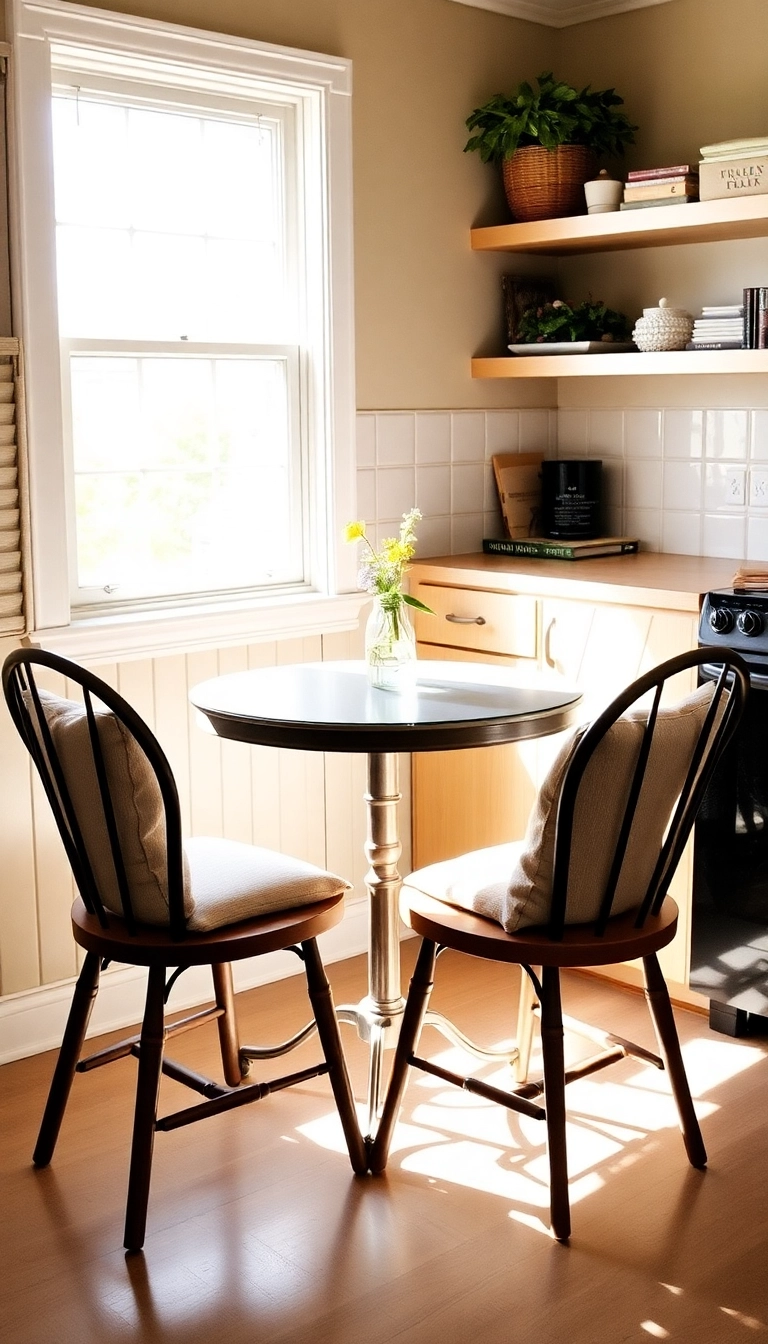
(541, 460, 603, 539)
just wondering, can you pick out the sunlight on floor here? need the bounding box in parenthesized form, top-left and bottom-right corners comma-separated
(296, 1028, 764, 1229)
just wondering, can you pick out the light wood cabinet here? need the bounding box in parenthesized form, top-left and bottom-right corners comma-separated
(408, 552, 737, 989)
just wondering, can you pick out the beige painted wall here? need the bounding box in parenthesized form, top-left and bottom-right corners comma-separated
(552, 0, 768, 410)
(0, 0, 558, 409)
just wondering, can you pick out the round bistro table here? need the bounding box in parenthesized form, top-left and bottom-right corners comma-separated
(190, 659, 582, 1133)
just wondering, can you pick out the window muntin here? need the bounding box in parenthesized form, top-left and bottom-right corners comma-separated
(63, 345, 302, 606)
(50, 78, 306, 611)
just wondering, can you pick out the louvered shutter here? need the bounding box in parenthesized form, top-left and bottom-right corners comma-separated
(0, 337, 31, 634)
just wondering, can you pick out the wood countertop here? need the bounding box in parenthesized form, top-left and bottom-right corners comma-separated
(409, 552, 740, 614)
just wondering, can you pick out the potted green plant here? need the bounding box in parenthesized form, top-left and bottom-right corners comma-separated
(465, 72, 637, 223)
(517, 297, 630, 344)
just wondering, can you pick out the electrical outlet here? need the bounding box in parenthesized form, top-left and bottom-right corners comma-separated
(750, 468, 768, 509)
(726, 470, 746, 507)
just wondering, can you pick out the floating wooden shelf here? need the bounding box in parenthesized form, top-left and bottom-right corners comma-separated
(470, 195, 768, 256)
(472, 350, 768, 378)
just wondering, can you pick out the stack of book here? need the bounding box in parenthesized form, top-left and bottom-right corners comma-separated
(686, 303, 744, 351)
(742, 287, 768, 348)
(620, 164, 699, 211)
(483, 536, 639, 561)
(699, 137, 768, 202)
(734, 564, 768, 593)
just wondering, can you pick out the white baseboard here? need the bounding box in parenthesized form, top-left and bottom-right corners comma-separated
(0, 897, 371, 1065)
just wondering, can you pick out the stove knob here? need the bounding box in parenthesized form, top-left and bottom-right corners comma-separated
(737, 609, 764, 637)
(709, 607, 734, 634)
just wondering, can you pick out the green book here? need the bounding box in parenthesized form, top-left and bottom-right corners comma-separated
(483, 537, 640, 561)
(620, 196, 697, 210)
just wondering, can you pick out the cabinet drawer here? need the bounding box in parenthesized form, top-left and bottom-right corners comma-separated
(413, 583, 537, 658)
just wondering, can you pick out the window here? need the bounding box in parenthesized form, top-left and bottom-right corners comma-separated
(8, 0, 357, 653)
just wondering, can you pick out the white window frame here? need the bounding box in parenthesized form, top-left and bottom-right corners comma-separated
(6, 0, 361, 661)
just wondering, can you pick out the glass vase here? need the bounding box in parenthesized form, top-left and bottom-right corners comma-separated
(365, 595, 417, 691)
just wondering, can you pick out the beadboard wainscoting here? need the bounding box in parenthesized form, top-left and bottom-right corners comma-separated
(0, 628, 412, 1062)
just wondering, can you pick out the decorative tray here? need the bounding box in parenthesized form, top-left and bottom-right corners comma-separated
(508, 341, 636, 355)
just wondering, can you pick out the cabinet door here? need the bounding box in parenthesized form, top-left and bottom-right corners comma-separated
(412, 643, 538, 868)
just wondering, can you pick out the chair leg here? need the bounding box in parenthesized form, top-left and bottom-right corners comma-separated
(368, 938, 438, 1173)
(301, 939, 368, 1175)
(124, 966, 166, 1253)
(33, 951, 101, 1168)
(643, 953, 707, 1169)
(513, 965, 539, 1085)
(211, 962, 244, 1087)
(540, 965, 570, 1243)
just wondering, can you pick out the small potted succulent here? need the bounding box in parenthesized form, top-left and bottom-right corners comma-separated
(465, 71, 637, 222)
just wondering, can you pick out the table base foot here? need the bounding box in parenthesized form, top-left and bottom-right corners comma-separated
(423, 1009, 520, 1068)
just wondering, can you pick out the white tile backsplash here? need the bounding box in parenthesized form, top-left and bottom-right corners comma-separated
(416, 413, 451, 464)
(485, 410, 520, 455)
(663, 460, 702, 513)
(702, 513, 746, 559)
(357, 406, 766, 563)
(451, 463, 485, 514)
(416, 463, 451, 517)
(705, 463, 746, 510)
(749, 467, 768, 509)
(747, 515, 768, 561)
(705, 409, 749, 460)
(624, 409, 662, 458)
(356, 469, 376, 523)
(376, 413, 415, 466)
(662, 409, 703, 459)
(356, 414, 376, 469)
(625, 459, 662, 511)
(587, 410, 623, 458)
(375, 466, 415, 520)
(519, 408, 553, 453)
(751, 410, 768, 462)
(451, 412, 485, 462)
(556, 409, 588, 457)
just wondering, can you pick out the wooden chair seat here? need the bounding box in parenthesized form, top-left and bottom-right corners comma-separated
(401, 886, 680, 967)
(71, 892, 346, 966)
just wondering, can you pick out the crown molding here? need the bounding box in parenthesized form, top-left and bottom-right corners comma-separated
(448, 0, 675, 28)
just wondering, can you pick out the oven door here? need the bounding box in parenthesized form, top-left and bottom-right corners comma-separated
(690, 661, 768, 1022)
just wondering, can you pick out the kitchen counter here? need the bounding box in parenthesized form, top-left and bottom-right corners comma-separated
(408, 552, 740, 614)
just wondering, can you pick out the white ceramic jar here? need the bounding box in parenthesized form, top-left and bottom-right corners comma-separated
(583, 169, 623, 214)
(631, 297, 694, 352)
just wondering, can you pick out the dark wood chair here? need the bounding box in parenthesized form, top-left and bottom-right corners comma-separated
(3, 648, 366, 1252)
(369, 647, 749, 1242)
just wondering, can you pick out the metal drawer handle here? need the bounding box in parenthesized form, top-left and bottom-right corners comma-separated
(445, 613, 486, 625)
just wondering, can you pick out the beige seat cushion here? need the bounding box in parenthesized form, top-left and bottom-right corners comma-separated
(30, 688, 192, 926)
(185, 836, 350, 932)
(405, 681, 716, 933)
(31, 690, 350, 930)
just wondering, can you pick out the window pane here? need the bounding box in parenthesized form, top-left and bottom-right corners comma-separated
(70, 355, 301, 598)
(52, 96, 293, 341)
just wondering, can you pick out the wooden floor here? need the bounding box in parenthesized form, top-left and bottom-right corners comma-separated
(2, 944, 768, 1344)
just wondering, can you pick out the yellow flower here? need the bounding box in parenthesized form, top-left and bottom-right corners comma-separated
(344, 520, 366, 543)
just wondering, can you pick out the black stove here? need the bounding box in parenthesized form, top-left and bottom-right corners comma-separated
(700, 588, 768, 675)
(692, 589, 768, 1036)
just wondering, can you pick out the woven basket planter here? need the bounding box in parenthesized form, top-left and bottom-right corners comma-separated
(502, 145, 597, 222)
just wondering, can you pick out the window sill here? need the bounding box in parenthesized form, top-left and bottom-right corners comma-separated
(27, 591, 368, 664)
